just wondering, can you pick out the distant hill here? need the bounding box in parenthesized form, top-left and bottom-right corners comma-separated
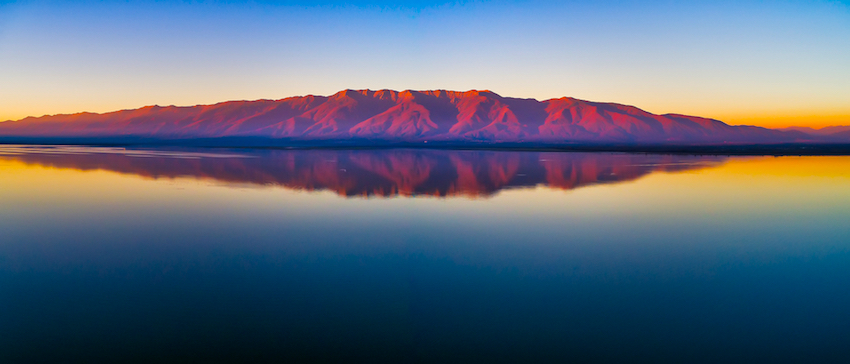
(780, 126, 850, 137)
(0, 89, 838, 145)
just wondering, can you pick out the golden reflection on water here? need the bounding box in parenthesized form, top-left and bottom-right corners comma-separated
(0, 146, 729, 198)
(0, 147, 848, 222)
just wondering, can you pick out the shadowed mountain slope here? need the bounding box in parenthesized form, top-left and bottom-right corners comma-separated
(0, 89, 821, 144)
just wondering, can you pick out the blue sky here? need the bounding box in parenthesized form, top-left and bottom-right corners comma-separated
(1, 0, 848, 126)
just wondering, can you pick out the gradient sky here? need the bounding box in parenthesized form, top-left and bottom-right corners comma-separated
(1, 0, 848, 128)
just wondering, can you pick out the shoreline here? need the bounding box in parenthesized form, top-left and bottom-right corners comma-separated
(2, 138, 850, 156)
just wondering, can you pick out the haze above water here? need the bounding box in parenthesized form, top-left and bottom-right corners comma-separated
(1, 146, 849, 362)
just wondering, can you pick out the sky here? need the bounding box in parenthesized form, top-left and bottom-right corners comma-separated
(0, 0, 848, 128)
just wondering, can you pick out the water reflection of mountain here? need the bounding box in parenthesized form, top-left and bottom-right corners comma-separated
(0, 146, 727, 198)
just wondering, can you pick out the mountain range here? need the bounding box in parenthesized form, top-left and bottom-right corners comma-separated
(0, 89, 847, 145)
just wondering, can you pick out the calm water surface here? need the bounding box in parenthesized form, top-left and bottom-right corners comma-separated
(1, 146, 849, 362)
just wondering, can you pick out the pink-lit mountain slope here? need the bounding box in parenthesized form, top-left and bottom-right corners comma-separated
(0, 89, 817, 144)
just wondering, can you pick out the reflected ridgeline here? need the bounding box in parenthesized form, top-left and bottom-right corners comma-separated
(0, 146, 727, 198)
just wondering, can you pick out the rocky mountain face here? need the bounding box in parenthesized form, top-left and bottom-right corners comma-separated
(0, 89, 816, 144)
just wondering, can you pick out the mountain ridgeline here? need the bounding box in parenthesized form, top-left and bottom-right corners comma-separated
(0, 89, 837, 145)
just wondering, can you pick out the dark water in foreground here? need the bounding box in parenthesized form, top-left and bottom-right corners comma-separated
(1, 146, 849, 363)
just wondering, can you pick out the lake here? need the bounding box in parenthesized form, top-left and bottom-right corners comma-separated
(1, 145, 849, 362)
